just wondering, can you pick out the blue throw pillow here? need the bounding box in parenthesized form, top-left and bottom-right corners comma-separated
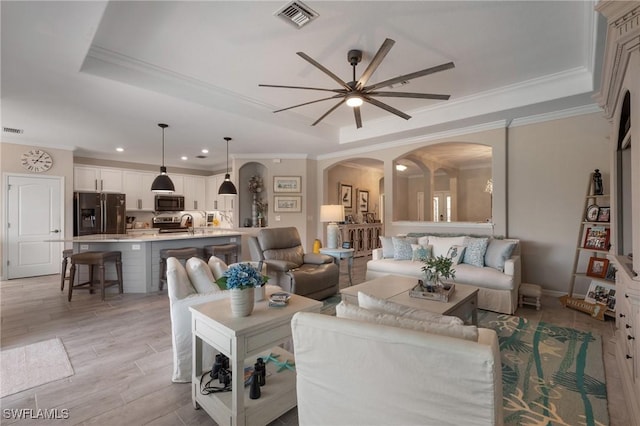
(411, 244, 431, 262)
(484, 239, 517, 272)
(463, 237, 489, 268)
(392, 237, 414, 260)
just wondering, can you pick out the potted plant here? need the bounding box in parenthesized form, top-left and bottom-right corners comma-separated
(421, 255, 455, 290)
(217, 263, 269, 317)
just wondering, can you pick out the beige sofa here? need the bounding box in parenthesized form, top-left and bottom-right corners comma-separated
(292, 311, 503, 426)
(366, 235, 521, 314)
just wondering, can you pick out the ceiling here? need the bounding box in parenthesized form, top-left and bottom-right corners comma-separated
(1, 1, 604, 173)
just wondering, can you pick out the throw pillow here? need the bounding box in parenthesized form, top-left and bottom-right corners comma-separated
(357, 292, 464, 325)
(410, 244, 432, 262)
(392, 237, 414, 260)
(336, 302, 478, 341)
(166, 257, 196, 301)
(379, 236, 394, 258)
(446, 245, 466, 265)
(208, 257, 229, 286)
(186, 257, 220, 294)
(484, 239, 517, 272)
(428, 236, 466, 258)
(463, 237, 489, 268)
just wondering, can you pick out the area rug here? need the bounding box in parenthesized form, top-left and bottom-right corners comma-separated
(478, 310, 609, 426)
(0, 338, 74, 398)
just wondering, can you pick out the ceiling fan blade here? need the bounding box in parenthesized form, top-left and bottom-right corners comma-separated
(274, 94, 345, 113)
(369, 91, 450, 100)
(362, 95, 411, 120)
(259, 84, 346, 94)
(354, 106, 362, 129)
(364, 61, 455, 92)
(297, 52, 352, 91)
(312, 100, 345, 126)
(356, 38, 395, 91)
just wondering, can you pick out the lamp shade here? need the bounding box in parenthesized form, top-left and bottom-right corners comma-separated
(151, 167, 175, 193)
(320, 205, 344, 223)
(218, 174, 237, 195)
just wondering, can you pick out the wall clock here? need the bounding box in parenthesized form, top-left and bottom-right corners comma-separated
(21, 149, 53, 173)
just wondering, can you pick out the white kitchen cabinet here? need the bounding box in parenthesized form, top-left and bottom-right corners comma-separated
(123, 171, 156, 211)
(74, 166, 123, 193)
(183, 175, 206, 210)
(169, 174, 184, 196)
(206, 173, 234, 211)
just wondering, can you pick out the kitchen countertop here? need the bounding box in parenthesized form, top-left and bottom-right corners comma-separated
(49, 229, 243, 243)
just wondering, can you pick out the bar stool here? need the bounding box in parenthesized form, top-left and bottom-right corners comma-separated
(68, 251, 123, 301)
(60, 248, 73, 291)
(159, 247, 199, 291)
(204, 243, 239, 265)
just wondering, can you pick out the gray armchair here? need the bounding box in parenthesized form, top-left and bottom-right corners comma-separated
(248, 227, 339, 300)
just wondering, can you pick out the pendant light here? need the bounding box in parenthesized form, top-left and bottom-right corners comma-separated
(151, 123, 175, 193)
(218, 137, 237, 195)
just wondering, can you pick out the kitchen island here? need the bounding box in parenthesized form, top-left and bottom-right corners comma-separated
(63, 230, 242, 293)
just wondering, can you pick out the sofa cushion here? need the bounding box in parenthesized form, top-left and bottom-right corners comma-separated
(185, 257, 221, 294)
(336, 302, 478, 341)
(453, 263, 515, 291)
(357, 291, 464, 325)
(447, 245, 466, 264)
(463, 237, 489, 268)
(367, 258, 425, 276)
(428, 236, 466, 258)
(411, 244, 431, 262)
(485, 239, 517, 272)
(379, 236, 394, 258)
(167, 257, 196, 301)
(263, 246, 304, 266)
(392, 237, 414, 260)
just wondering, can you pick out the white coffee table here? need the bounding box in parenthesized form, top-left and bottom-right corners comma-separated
(190, 289, 322, 426)
(340, 275, 479, 325)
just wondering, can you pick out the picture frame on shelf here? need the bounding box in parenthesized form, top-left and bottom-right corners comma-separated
(596, 206, 610, 222)
(584, 280, 616, 312)
(340, 183, 352, 209)
(358, 189, 369, 213)
(605, 262, 617, 281)
(342, 241, 351, 249)
(583, 226, 610, 251)
(273, 196, 302, 212)
(586, 257, 609, 279)
(273, 176, 301, 193)
(585, 204, 600, 222)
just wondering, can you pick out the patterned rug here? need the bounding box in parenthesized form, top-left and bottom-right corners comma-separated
(478, 310, 609, 426)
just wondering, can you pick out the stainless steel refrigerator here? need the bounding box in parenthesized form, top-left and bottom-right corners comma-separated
(73, 192, 126, 236)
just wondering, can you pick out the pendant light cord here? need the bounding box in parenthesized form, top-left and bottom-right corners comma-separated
(224, 137, 232, 174)
(162, 127, 165, 168)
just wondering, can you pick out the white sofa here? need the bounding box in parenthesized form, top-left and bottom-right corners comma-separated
(366, 235, 521, 314)
(292, 311, 503, 426)
(167, 256, 279, 382)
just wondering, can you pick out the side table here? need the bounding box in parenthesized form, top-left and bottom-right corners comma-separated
(190, 289, 322, 426)
(320, 247, 355, 285)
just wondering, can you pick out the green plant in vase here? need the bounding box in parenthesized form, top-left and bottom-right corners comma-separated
(421, 255, 455, 290)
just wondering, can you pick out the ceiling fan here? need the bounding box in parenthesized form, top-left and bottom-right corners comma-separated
(259, 38, 454, 129)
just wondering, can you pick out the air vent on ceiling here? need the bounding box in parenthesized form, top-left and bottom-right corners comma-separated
(275, 1, 319, 29)
(195, 155, 207, 159)
(3, 127, 24, 134)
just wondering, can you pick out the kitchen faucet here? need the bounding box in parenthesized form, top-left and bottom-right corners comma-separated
(180, 213, 194, 235)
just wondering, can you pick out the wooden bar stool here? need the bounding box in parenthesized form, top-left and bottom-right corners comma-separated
(159, 247, 199, 291)
(204, 243, 239, 265)
(68, 251, 123, 301)
(60, 248, 73, 291)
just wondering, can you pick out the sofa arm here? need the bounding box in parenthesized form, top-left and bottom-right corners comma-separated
(264, 259, 298, 272)
(504, 255, 522, 287)
(372, 248, 383, 260)
(303, 253, 334, 265)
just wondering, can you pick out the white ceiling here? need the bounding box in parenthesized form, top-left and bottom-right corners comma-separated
(1, 1, 604, 173)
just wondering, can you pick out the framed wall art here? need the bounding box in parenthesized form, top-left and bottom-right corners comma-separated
(596, 207, 610, 222)
(586, 257, 609, 279)
(273, 196, 302, 212)
(583, 226, 610, 251)
(358, 189, 369, 213)
(340, 183, 352, 209)
(273, 176, 301, 193)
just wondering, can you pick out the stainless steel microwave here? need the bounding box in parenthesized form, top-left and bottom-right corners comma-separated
(155, 195, 184, 212)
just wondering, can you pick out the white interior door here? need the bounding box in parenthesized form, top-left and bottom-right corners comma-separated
(6, 175, 63, 279)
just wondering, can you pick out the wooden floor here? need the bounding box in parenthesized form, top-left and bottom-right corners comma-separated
(0, 256, 631, 425)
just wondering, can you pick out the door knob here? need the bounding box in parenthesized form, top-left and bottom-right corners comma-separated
(51, 229, 60, 233)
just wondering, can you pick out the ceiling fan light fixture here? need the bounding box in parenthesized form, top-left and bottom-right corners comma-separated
(151, 123, 175, 193)
(218, 137, 237, 196)
(346, 95, 363, 107)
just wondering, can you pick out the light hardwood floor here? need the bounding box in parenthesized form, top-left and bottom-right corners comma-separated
(0, 256, 631, 425)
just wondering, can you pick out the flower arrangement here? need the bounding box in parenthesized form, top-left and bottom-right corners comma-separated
(421, 255, 456, 283)
(248, 175, 263, 193)
(216, 263, 269, 290)
(255, 198, 268, 216)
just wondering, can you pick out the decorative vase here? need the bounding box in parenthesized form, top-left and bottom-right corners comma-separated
(230, 288, 255, 317)
(252, 193, 258, 227)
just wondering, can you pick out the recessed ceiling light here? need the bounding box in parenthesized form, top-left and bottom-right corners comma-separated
(201, 149, 209, 154)
(116, 147, 124, 152)
(181, 156, 188, 161)
(396, 164, 408, 171)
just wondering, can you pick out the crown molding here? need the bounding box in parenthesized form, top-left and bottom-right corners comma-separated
(510, 104, 602, 128)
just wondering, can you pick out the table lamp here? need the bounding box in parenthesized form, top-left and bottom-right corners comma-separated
(320, 204, 344, 249)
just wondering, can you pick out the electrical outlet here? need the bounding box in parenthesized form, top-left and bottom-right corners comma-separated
(230, 237, 237, 242)
(80, 245, 88, 251)
(131, 244, 140, 251)
(275, 215, 281, 221)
